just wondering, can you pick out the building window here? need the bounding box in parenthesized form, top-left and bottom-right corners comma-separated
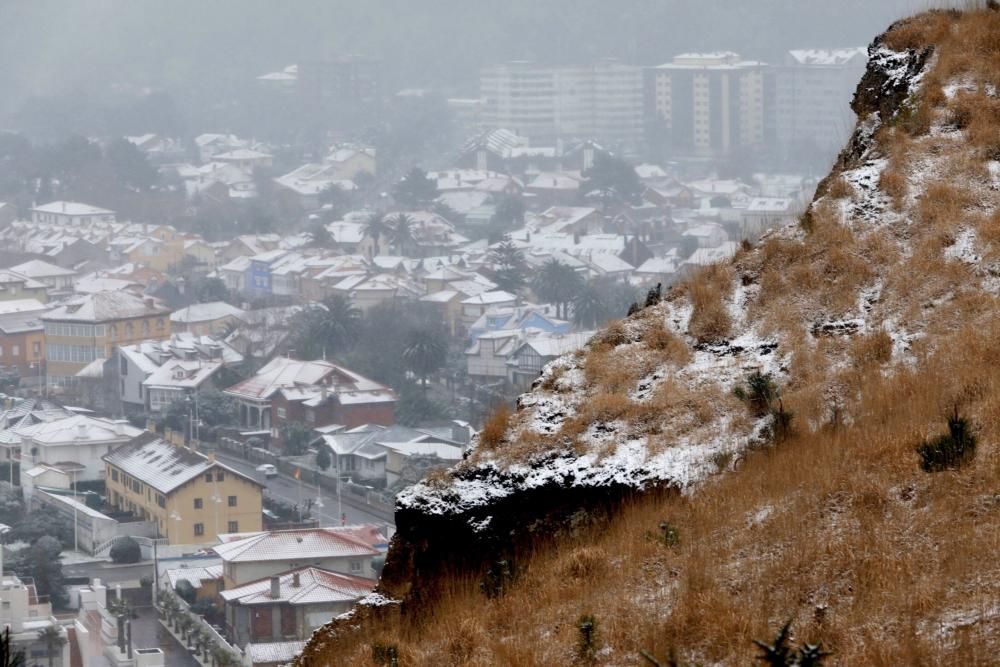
(228, 495, 237, 507)
(125, 323, 134, 338)
(227, 521, 238, 533)
(11, 345, 18, 357)
(276, 407, 286, 419)
(194, 498, 203, 509)
(205, 473, 213, 482)
(156, 318, 165, 331)
(32, 341, 41, 357)
(194, 523, 204, 536)
(216, 471, 225, 482)
(157, 495, 165, 508)
(350, 560, 362, 573)
(142, 321, 150, 335)
(111, 470, 118, 482)
(110, 325, 118, 340)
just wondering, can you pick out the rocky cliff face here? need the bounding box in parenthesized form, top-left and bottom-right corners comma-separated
(298, 9, 1000, 664)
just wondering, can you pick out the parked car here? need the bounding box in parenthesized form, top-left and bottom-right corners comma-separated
(255, 463, 278, 479)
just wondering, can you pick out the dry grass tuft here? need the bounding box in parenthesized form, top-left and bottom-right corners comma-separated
(883, 11, 955, 52)
(879, 165, 908, 210)
(685, 264, 733, 344)
(825, 176, 853, 200)
(851, 329, 894, 369)
(643, 320, 692, 366)
(479, 404, 511, 451)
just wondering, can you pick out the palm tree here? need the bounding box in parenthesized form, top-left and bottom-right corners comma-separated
(363, 211, 390, 258)
(402, 329, 448, 393)
(36, 626, 65, 667)
(532, 258, 583, 320)
(1, 628, 25, 667)
(387, 213, 416, 256)
(573, 280, 613, 328)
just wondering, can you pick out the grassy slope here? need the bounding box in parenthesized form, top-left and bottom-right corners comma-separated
(302, 7, 1000, 665)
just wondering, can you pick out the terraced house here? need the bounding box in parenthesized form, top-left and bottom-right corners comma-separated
(41, 291, 171, 391)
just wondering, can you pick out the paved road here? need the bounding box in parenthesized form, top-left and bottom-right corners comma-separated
(214, 452, 394, 528)
(64, 560, 153, 585)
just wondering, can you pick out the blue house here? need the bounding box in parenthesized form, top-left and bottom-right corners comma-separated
(245, 249, 288, 300)
(467, 305, 571, 343)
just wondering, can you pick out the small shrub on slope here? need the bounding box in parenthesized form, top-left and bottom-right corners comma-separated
(918, 408, 977, 472)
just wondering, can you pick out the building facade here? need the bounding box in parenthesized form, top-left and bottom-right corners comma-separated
(103, 438, 263, 545)
(480, 60, 644, 152)
(42, 292, 171, 389)
(773, 48, 867, 151)
(646, 52, 772, 160)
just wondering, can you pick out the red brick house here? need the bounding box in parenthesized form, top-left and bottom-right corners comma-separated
(224, 357, 396, 435)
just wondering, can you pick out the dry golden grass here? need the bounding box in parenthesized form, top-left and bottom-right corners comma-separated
(305, 318, 1000, 666)
(883, 11, 955, 52)
(825, 175, 853, 200)
(641, 320, 692, 366)
(685, 264, 733, 344)
(879, 166, 908, 210)
(851, 328, 894, 369)
(478, 404, 511, 451)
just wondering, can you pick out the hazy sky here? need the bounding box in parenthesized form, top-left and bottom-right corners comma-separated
(0, 0, 963, 125)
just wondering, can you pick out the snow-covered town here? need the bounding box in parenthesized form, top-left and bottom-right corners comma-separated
(0, 2, 995, 666)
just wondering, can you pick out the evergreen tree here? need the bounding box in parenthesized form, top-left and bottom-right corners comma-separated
(402, 329, 448, 392)
(392, 167, 439, 208)
(488, 235, 528, 294)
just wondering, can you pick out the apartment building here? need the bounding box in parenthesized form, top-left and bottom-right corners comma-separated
(773, 48, 867, 151)
(103, 437, 263, 545)
(30, 200, 116, 226)
(480, 59, 644, 151)
(41, 292, 171, 388)
(646, 52, 772, 159)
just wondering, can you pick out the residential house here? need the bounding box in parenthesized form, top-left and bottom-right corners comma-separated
(243, 641, 308, 667)
(170, 302, 246, 336)
(113, 333, 243, 415)
(224, 357, 396, 432)
(224, 306, 302, 360)
(529, 206, 605, 235)
(42, 292, 171, 390)
(18, 414, 144, 483)
(31, 201, 116, 226)
(103, 437, 263, 544)
(466, 305, 569, 342)
(274, 164, 356, 210)
(740, 197, 798, 240)
(213, 526, 386, 588)
(460, 291, 519, 330)
(6, 260, 77, 296)
(330, 273, 421, 314)
(506, 331, 596, 390)
(318, 423, 465, 488)
(0, 270, 49, 303)
(0, 553, 70, 667)
(220, 567, 375, 648)
(213, 149, 274, 171)
(0, 299, 48, 377)
(527, 172, 583, 206)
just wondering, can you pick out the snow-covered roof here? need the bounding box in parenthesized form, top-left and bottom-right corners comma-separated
(745, 197, 795, 214)
(170, 302, 245, 324)
(219, 566, 375, 606)
(213, 528, 381, 564)
(224, 357, 395, 405)
(512, 331, 596, 359)
(102, 436, 258, 495)
(143, 359, 222, 390)
(164, 564, 223, 590)
(787, 47, 867, 67)
(32, 201, 114, 217)
(20, 415, 140, 446)
(6, 260, 77, 279)
(461, 290, 517, 306)
(0, 299, 48, 315)
(43, 292, 169, 322)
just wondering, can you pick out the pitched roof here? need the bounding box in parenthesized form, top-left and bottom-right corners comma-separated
(213, 528, 381, 563)
(19, 415, 141, 446)
(170, 302, 245, 324)
(32, 201, 114, 216)
(43, 292, 169, 322)
(102, 437, 260, 494)
(6, 260, 77, 279)
(219, 566, 375, 606)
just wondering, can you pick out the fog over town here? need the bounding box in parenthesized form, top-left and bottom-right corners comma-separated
(0, 1, 977, 665)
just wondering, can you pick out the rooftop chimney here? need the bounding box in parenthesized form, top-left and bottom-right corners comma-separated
(270, 576, 281, 599)
(77, 422, 88, 439)
(292, 572, 301, 588)
(144, 296, 155, 309)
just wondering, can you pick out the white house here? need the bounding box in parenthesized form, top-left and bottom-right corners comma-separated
(18, 415, 143, 483)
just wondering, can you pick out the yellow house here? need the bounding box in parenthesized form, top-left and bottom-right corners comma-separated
(0, 270, 50, 303)
(42, 292, 172, 388)
(103, 436, 263, 545)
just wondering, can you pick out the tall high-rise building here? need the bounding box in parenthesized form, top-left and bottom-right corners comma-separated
(646, 52, 771, 160)
(773, 48, 868, 151)
(480, 60, 644, 152)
